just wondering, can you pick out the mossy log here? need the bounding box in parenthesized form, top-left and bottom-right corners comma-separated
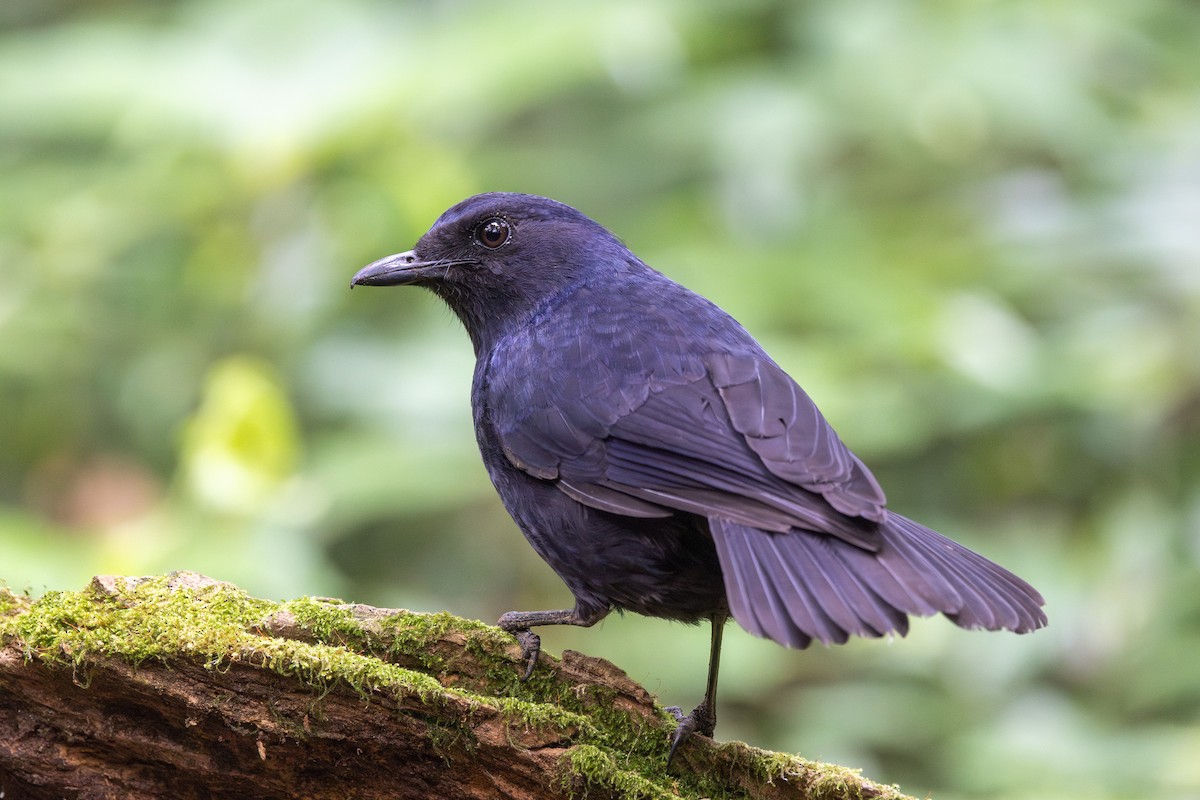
(0, 573, 913, 800)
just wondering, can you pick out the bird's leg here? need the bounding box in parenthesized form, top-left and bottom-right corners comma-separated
(667, 613, 727, 765)
(497, 606, 607, 681)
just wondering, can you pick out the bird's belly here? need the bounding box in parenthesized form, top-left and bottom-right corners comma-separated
(487, 458, 727, 622)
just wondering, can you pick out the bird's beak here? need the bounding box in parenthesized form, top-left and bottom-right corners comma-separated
(350, 250, 425, 288)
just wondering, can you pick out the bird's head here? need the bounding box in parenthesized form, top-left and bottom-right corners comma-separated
(352, 192, 630, 352)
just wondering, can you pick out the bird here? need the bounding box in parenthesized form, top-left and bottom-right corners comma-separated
(350, 192, 1046, 762)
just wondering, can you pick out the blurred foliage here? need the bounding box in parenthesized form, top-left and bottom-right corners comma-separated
(2, 1, 1199, 798)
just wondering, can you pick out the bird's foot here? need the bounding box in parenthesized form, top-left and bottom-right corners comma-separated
(667, 700, 716, 765)
(497, 614, 541, 681)
(511, 629, 541, 681)
(497, 607, 605, 681)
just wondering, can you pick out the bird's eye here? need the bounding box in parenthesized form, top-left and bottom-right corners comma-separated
(475, 218, 511, 250)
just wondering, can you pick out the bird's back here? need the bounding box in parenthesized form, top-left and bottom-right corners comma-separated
(478, 257, 761, 422)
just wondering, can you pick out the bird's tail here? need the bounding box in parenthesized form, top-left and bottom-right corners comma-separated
(708, 513, 1046, 649)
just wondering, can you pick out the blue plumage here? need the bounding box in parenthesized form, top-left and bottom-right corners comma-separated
(352, 192, 1046, 761)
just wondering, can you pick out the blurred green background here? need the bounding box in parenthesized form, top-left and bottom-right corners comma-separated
(2, 1, 1198, 797)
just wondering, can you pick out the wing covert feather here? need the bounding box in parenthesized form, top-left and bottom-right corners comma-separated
(707, 353, 887, 521)
(492, 345, 888, 546)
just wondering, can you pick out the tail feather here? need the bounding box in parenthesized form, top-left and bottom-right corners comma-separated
(887, 514, 1044, 632)
(759, 535, 845, 645)
(709, 512, 1046, 648)
(840, 523, 962, 618)
(714, 522, 810, 647)
(774, 533, 910, 638)
(772, 534, 902, 642)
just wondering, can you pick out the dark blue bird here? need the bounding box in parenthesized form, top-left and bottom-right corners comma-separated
(351, 192, 1046, 761)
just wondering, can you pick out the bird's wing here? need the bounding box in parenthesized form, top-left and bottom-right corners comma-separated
(492, 347, 887, 549)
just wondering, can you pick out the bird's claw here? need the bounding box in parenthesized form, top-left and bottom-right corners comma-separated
(510, 629, 541, 681)
(667, 701, 716, 766)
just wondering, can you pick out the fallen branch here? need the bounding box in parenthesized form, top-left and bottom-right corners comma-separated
(0, 573, 912, 800)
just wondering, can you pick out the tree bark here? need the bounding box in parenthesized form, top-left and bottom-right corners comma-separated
(0, 573, 912, 800)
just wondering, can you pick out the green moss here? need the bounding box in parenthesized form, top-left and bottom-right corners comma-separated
(250, 635, 445, 699)
(491, 695, 592, 734)
(683, 744, 911, 800)
(278, 596, 367, 647)
(0, 585, 30, 617)
(565, 744, 678, 800)
(380, 609, 460, 672)
(2, 577, 273, 668)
